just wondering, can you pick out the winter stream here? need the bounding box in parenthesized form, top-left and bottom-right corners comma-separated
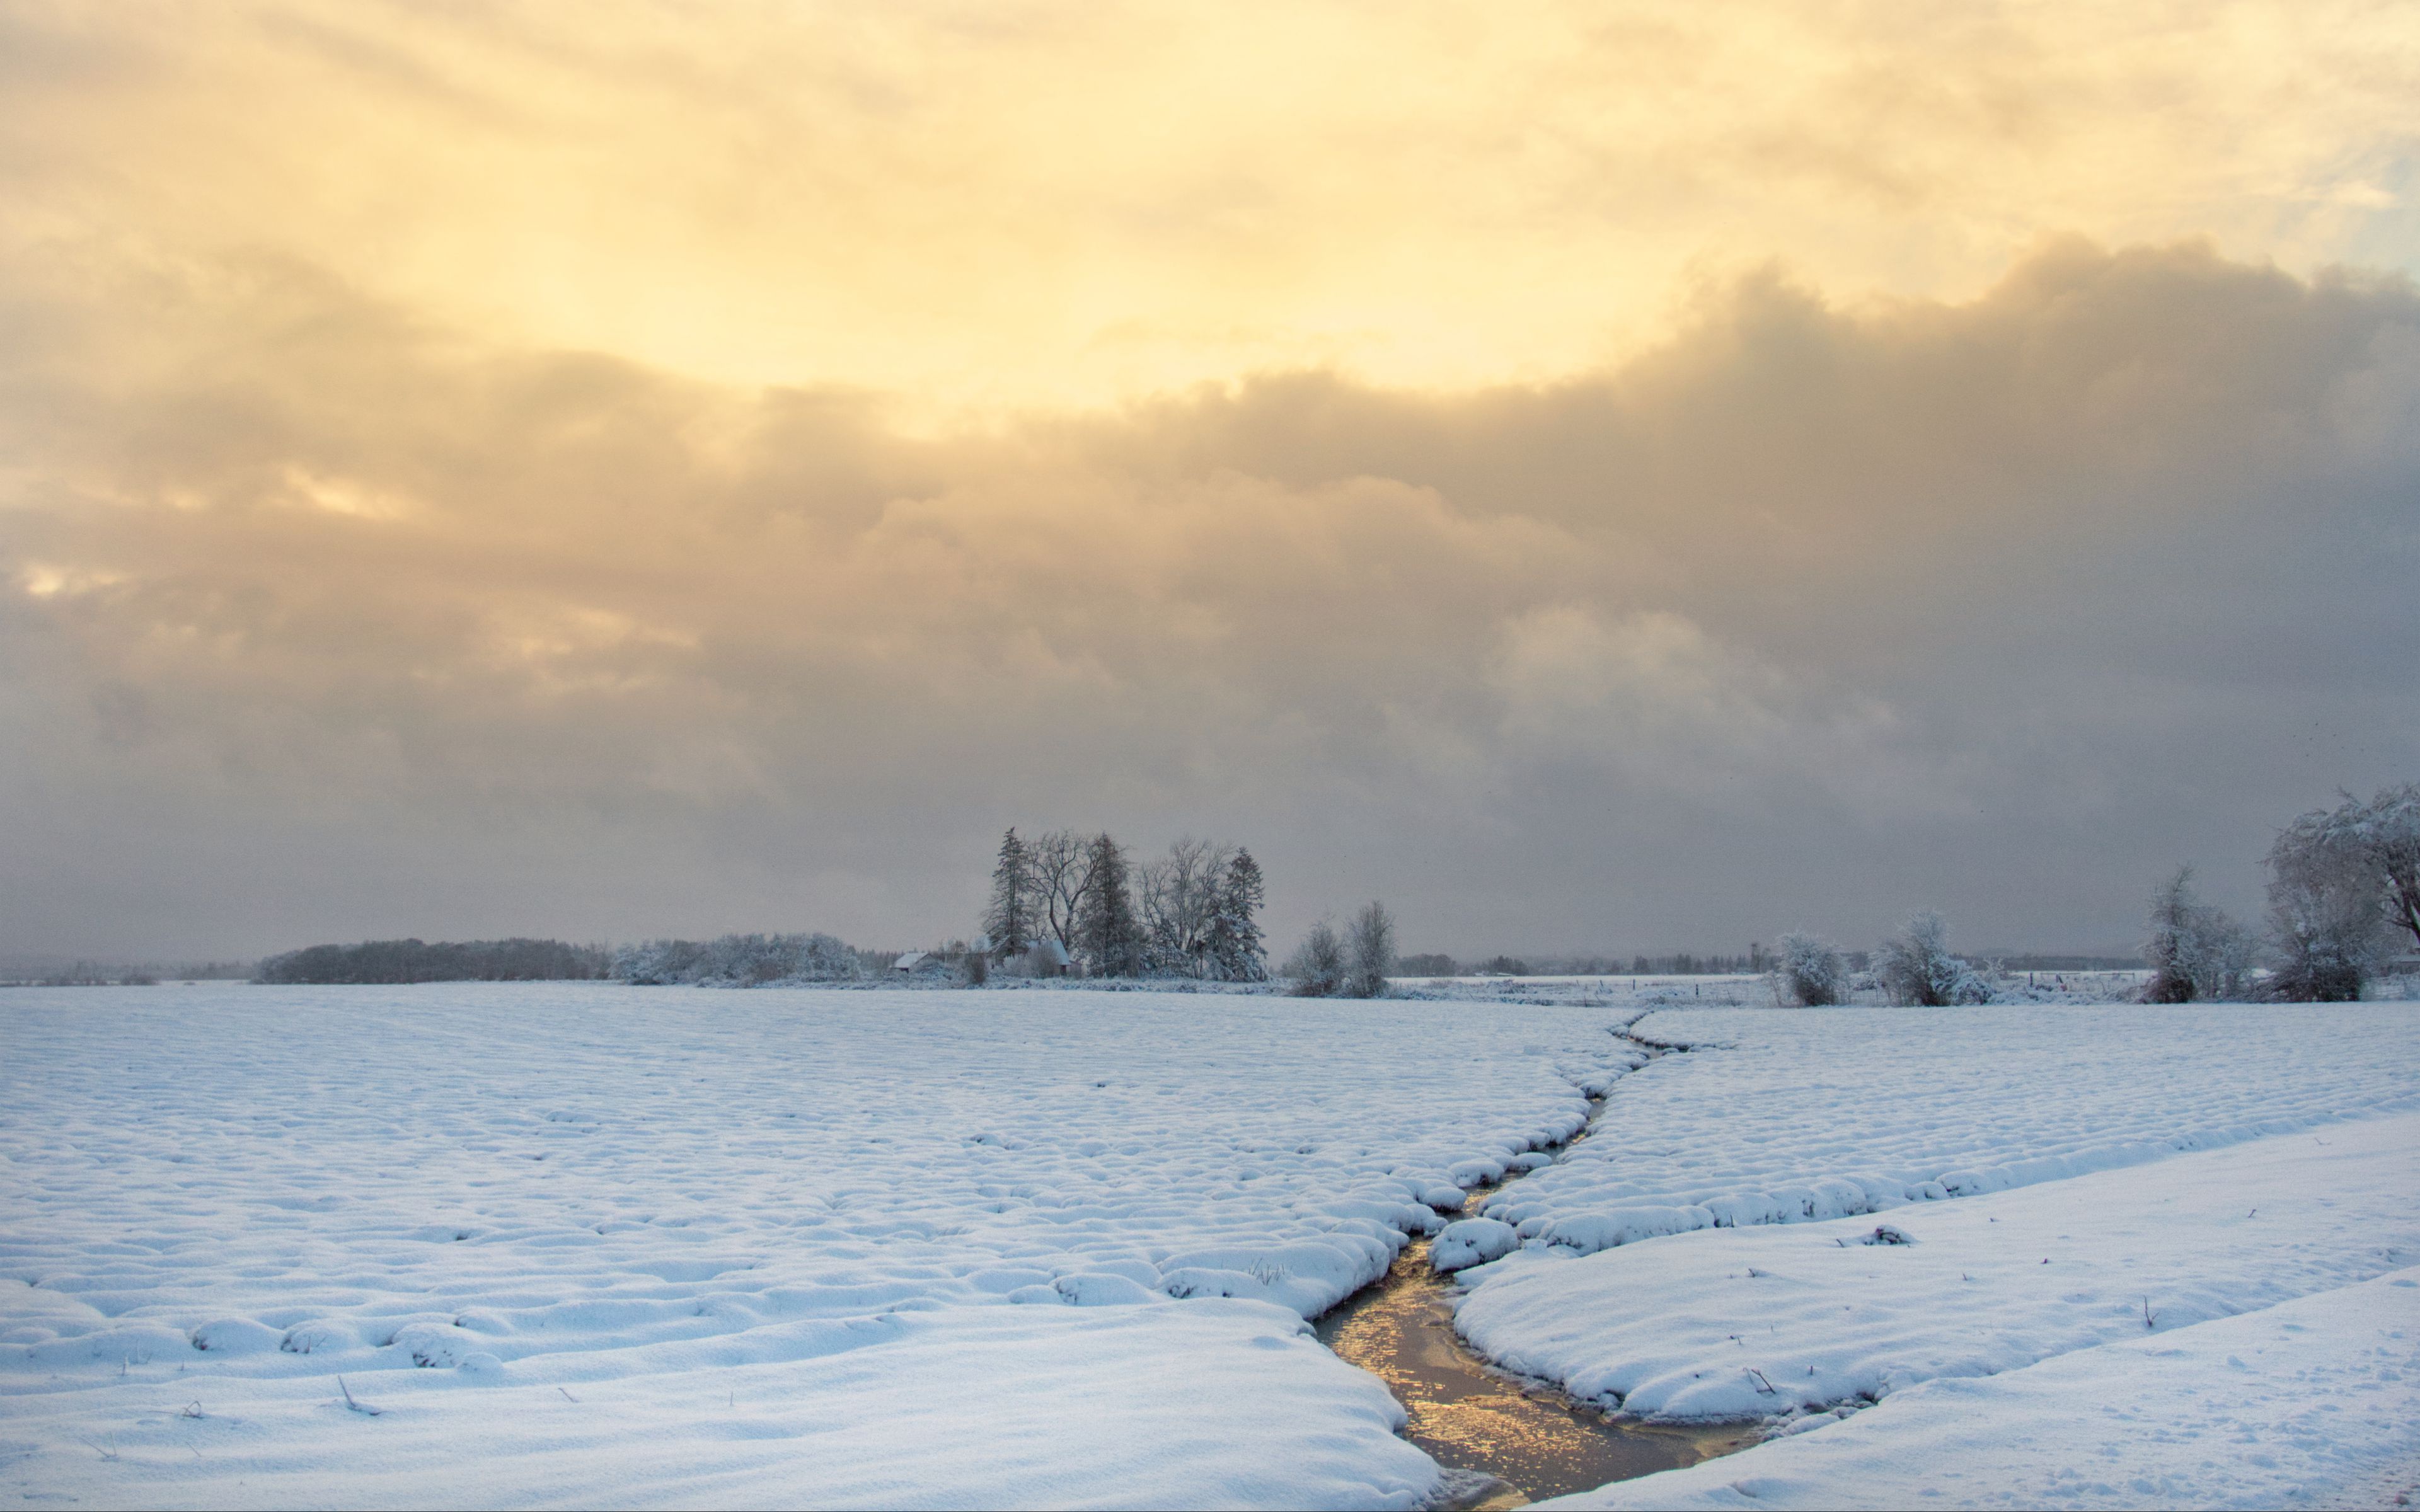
(1315, 1084, 1754, 1509)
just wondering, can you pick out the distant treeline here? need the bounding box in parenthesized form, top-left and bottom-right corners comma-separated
(614, 934, 865, 987)
(256, 938, 612, 984)
(1399, 951, 1784, 977)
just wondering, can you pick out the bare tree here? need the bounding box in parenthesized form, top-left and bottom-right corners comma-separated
(1028, 830, 1095, 954)
(1773, 932, 1844, 1006)
(1138, 837, 1235, 976)
(1344, 900, 1395, 999)
(2266, 813, 2391, 1001)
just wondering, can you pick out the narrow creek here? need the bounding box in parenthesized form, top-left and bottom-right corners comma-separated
(1315, 1053, 1755, 1508)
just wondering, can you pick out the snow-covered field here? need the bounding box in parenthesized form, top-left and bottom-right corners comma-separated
(3, 988, 2415, 1509)
(0, 984, 1636, 1509)
(1448, 1004, 2420, 1508)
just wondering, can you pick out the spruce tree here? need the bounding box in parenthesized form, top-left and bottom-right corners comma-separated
(983, 828, 1034, 960)
(1209, 847, 1267, 982)
(1074, 832, 1145, 977)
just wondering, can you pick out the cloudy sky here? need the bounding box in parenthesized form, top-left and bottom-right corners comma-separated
(3, 0, 2416, 961)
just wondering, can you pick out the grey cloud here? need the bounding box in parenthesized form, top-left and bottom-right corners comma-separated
(1, 239, 2414, 958)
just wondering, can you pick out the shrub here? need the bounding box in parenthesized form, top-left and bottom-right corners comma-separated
(1773, 932, 1845, 1006)
(2141, 867, 2256, 1003)
(1285, 920, 1347, 997)
(1873, 912, 1990, 1005)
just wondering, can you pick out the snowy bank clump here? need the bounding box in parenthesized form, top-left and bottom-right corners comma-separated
(0, 983, 1639, 1508)
(613, 931, 863, 985)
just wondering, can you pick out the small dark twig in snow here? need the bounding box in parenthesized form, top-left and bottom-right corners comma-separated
(178, 1400, 204, 1419)
(2142, 1297, 2159, 1330)
(1746, 1267, 1766, 1278)
(558, 1386, 579, 1404)
(2249, 1208, 2258, 1218)
(1746, 1367, 1778, 1395)
(338, 1376, 382, 1416)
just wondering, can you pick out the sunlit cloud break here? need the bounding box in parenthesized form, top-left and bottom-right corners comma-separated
(0, 1, 2414, 958)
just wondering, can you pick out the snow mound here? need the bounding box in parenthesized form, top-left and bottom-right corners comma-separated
(1432, 1217, 1520, 1273)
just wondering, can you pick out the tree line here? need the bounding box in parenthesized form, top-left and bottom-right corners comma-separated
(255, 937, 613, 984)
(982, 829, 1267, 981)
(1766, 781, 2420, 1007)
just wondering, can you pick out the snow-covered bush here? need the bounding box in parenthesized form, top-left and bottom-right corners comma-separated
(614, 932, 863, 987)
(1772, 932, 1845, 1006)
(1285, 919, 1347, 997)
(1872, 912, 1990, 1006)
(2140, 867, 2256, 1002)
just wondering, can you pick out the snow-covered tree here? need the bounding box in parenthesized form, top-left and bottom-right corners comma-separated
(1207, 847, 1267, 982)
(1773, 931, 1845, 1006)
(1284, 917, 1346, 997)
(2141, 866, 2256, 1003)
(2302, 783, 2420, 955)
(1873, 911, 1989, 1006)
(2266, 813, 2391, 1001)
(1344, 900, 1395, 999)
(982, 828, 1037, 961)
(1073, 832, 1146, 977)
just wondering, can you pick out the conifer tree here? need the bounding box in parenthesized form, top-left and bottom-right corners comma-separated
(1074, 832, 1146, 977)
(1209, 847, 1267, 982)
(982, 828, 1035, 960)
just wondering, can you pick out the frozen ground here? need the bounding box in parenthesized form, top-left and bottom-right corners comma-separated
(0, 983, 1638, 1509)
(1443, 1003, 2420, 1508)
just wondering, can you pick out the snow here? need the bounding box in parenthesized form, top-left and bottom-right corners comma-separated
(1538, 1268, 2420, 1510)
(1477, 1004, 2420, 1256)
(1439, 1003, 2420, 1509)
(1459, 1108, 2420, 1422)
(8, 987, 2417, 1508)
(0, 983, 1635, 1508)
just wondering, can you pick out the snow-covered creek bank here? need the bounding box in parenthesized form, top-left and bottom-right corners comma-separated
(1317, 1085, 1751, 1509)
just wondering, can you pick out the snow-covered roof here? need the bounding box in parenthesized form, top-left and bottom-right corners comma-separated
(892, 951, 927, 970)
(1029, 939, 1071, 966)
